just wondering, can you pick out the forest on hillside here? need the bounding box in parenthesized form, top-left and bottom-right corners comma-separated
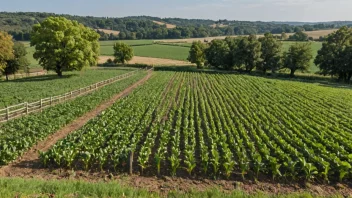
(1, 12, 351, 41)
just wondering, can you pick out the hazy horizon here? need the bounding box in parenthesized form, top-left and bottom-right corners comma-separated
(1, 0, 352, 22)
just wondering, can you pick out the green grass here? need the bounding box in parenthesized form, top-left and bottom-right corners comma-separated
(0, 177, 336, 198)
(0, 68, 135, 108)
(101, 44, 190, 61)
(100, 40, 153, 46)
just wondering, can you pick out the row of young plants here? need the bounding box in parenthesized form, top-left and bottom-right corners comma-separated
(40, 72, 176, 171)
(0, 71, 147, 165)
(41, 71, 352, 182)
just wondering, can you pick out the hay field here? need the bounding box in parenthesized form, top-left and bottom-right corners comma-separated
(97, 29, 120, 35)
(152, 21, 176, 29)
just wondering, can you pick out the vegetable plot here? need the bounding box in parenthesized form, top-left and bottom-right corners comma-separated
(0, 71, 147, 165)
(42, 71, 352, 182)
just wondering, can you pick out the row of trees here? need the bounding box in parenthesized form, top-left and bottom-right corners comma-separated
(188, 26, 352, 82)
(188, 33, 313, 77)
(0, 32, 29, 80)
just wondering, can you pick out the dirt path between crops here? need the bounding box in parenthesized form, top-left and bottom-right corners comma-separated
(0, 70, 153, 177)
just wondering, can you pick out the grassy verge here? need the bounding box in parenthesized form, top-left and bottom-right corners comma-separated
(0, 68, 135, 108)
(0, 177, 339, 198)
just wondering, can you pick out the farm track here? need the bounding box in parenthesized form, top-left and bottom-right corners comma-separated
(0, 70, 153, 177)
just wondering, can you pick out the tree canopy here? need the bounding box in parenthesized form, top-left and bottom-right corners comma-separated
(315, 26, 352, 82)
(0, 31, 14, 72)
(283, 42, 313, 77)
(3, 42, 29, 80)
(188, 41, 207, 68)
(113, 42, 134, 64)
(258, 33, 282, 73)
(30, 17, 100, 76)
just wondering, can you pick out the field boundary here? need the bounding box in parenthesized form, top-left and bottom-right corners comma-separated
(0, 68, 151, 123)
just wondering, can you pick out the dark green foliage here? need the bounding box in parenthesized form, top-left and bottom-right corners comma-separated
(258, 33, 282, 73)
(3, 42, 29, 80)
(0, 12, 343, 41)
(205, 40, 231, 69)
(188, 41, 207, 68)
(283, 42, 313, 77)
(315, 26, 352, 82)
(289, 31, 309, 41)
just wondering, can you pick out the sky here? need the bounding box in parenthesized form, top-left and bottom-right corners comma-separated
(1, 0, 352, 22)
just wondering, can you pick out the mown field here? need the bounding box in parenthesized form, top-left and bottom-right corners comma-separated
(0, 68, 135, 108)
(37, 70, 352, 182)
(24, 40, 322, 73)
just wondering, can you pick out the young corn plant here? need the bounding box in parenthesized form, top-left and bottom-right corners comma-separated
(81, 151, 91, 171)
(138, 147, 150, 175)
(210, 147, 220, 178)
(184, 148, 196, 176)
(252, 153, 265, 180)
(269, 157, 282, 181)
(170, 147, 180, 176)
(222, 150, 236, 179)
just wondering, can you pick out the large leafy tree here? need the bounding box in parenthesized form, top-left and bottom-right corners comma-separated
(3, 42, 29, 81)
(30, 17, 100, 77)
(113, 42, 134, 64)
(258, 33, 282, 74)
(188, 41, 206, 68)
(0, 31, 14, 73)
(283, 42, 313, 77)
(314, 26, 352, 82)
(234, 35, 262, 72)
(205, 39, 231, 69)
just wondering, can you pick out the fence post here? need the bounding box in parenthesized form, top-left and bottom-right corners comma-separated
(40, 99, 43, 109)
(50, 97, 53, 106)
(26, 102, 29, 114)
(6, 107, 9, 121)
(71, 91, 73, 98)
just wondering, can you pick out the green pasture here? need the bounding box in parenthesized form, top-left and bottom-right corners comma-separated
(24, 40, 323, 73)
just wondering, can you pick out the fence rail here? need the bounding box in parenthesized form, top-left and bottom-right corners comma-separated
(0, 67, 151, 123)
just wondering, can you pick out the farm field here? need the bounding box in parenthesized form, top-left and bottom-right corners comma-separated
(40, 71, 352, 183)
(23, 40, 322, 73)
(0, 70, 147, 165)
(0, 68, 135, 108)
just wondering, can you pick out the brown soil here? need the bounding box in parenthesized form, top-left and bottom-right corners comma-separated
(0, 70, 153, 177)
(99, 56, 193, 66)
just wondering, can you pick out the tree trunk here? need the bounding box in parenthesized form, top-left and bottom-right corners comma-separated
(347, 72, 352, 83)
(56, 64, 63, 77)
(263, 68, 267, 74)
(290, 69, 295, 77)
(5, 74, 8, 81)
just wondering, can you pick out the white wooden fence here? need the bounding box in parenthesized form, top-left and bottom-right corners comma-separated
(0, 68, 150, 123)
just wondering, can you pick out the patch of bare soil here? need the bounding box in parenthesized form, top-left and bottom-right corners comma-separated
(0, 70, 152, 177)
(96, 29, 120, 35)
(99, 56, 193, 66)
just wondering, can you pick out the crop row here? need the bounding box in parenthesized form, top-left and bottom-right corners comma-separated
(41, 71, 352, 182)
(0, 71, 147, 165)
